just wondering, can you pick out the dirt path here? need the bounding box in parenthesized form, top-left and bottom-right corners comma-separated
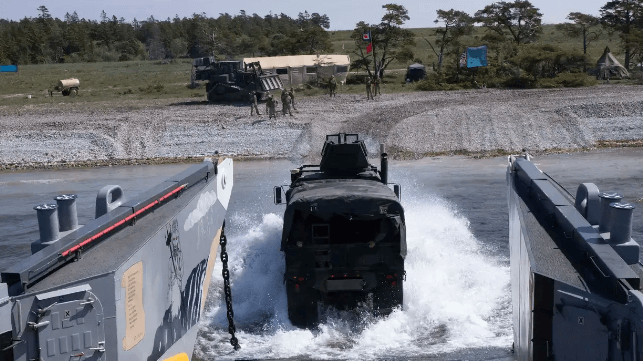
(1, 85, 643, 170)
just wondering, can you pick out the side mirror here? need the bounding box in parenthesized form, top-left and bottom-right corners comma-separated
(274, 186, 283, 204)
(394, 184, 401, 201)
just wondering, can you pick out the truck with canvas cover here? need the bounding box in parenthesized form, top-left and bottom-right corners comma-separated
(274, 133, 406, 328)
(192, 56, 283, 102)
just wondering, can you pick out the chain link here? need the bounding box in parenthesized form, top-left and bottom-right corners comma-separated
(220, 224, 240, 350)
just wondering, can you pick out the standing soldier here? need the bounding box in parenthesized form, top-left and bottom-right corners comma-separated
(249, 90, 261, 116)
(281, 89, 293, 116)
(266, 94, 278, 119)
(329, 75, 337, 97)
(373, 76, 381, 96)
(365, 76, 373, 100)
(288, 87, 297, 110)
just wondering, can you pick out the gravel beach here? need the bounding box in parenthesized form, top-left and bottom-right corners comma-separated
(1, 85, 643, 169)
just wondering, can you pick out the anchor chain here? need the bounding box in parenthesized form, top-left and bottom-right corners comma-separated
(220, 224, 240, 350)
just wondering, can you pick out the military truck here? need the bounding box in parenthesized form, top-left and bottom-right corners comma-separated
(192, 56, 283, 102)
(274, 133, 406, 328)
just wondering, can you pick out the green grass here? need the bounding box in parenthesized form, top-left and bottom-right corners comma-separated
(0, 24, 637, 110)
(0, 58, 201, 107)
(328, 24, 620, 71)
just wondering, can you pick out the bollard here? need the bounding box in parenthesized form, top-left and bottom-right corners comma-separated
(609, 202, 635, 244)
(34, 204, 59, 243)
(599, 192, 623, 233)
(54, 194, 78, 232)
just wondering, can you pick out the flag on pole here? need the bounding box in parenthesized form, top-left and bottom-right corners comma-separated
(362, 31, 371, 42)
(466, 45, 488, 68)
(366, 43, 373, 54)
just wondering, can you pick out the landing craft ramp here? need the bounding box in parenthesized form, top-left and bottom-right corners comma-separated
(508, 155, 643, 360)
(0, 158, 235, 361)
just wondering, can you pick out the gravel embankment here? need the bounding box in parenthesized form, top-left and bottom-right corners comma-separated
(1, 85, 643, 169)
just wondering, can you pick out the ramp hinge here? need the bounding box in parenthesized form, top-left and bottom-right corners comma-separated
(27, 321, 50, 330)
(80, 297, 94, 306)
(37, 302, 58, 315)
(89, 341, 105, 352)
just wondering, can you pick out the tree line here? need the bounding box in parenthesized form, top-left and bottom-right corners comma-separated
(351, 0, 643, 84)
(0, 6, 333, 65)
(1, 0, 642, 81)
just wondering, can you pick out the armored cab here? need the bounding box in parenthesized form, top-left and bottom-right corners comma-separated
(192, 57, 283, 102)
(274, 134, 406, 328)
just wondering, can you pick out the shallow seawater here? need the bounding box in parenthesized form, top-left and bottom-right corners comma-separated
(2, 148, 643, 360)
(197, 193, 511, 360)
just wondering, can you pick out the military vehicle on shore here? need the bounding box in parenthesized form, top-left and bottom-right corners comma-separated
(508, 154, 643, 360)
(0, 158, 239, 360)
(192, 56, 283, 102)
(274, 133, 406, 328)
(49, 78, 80, 97)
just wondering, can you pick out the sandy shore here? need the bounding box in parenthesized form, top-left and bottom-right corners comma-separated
(1, 85, 643, 170)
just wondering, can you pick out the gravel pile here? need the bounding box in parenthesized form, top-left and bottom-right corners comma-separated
(1, 85, 643, 169)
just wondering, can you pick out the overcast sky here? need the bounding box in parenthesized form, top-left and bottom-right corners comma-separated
(1, 0, 605, 30)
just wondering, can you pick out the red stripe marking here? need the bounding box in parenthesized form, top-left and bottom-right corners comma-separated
(61, 185, 186, 257)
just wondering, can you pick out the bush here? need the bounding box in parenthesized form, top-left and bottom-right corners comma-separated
(539, 73, 598, 88)
(92, 46, 121, 62)
(502, 76, 537, 89)
(415, 73, 472, 91)
(138, 83, 165, 93)
(62, 53, 83, 63)
(346, 74, 370, 85)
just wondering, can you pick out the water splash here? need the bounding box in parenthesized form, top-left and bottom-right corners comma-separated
(196, 194, 511, 360)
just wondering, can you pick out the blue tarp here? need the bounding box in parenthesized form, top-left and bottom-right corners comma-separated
(466, 46, 487, 68)
(0, 65, 18, 73)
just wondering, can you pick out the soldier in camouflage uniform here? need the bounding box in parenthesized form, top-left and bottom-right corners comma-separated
(329, 75, 337, 97)
(365, 77, 374, 100)
(373, 76, 381, 96)
(266, 94, 278, 119)
(248, 90, 261, 115)
(288, 87, 297, 110)
(281, 89, 293, 116)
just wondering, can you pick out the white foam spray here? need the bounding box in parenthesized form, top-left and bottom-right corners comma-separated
(196, 192, 511, 360)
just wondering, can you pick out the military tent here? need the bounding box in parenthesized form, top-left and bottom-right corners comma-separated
(590, 46, 629, 80)
(405, 63, 426, 82)
(243, 55, 350, 88)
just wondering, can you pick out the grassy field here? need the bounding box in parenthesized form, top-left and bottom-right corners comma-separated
(0, 58, 201, 107)
(0, 24, 637, 108)
(328, 24, 621, 71)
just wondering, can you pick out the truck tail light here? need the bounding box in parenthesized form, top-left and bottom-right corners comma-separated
(386, 274, 398, 286)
